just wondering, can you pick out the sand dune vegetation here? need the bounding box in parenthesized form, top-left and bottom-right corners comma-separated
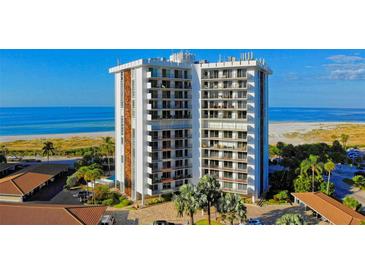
(280, 123, 365, 148)
(0, 136, 114, 157)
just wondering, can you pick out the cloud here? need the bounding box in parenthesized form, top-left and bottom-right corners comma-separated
(324, 54, 365, 80)
(327, 54, 365, 63)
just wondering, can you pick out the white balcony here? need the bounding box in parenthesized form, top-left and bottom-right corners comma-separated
(147, 146, 152, 153)
(147, 177, 153, 184)
(146, 71, 152, 78)
(147, 135, 152, 142)
(147, 104, 152, 110)
(147, 167, 152, 174)
(147, 156, 152, 163)
(147, 82, 152, 89)
(147, 114, 152, 121)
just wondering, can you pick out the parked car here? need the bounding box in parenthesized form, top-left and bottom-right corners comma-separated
(100, 215, 116, 225)
(153, 220, 175, 225)
(75, 191, 93, 202)
(247, 218, 263, 225)
(76, 191, 92, 198)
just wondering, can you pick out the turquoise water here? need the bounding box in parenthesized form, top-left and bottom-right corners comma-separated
(1, 107, 365, 136)
(0, 107, 114, 136)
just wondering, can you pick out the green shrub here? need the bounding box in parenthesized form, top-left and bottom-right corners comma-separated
(146, 197, 164, 206)
(109, 191, 121, 203)
(102, 199, 114, 206)
(273, 190, 289, 202)
(161, 193, 173, 202)
(343, 196, 362, 211)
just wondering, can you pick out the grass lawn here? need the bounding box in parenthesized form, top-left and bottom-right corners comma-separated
(195, 219, 220, 225)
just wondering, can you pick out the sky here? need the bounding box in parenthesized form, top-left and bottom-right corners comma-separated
(1, 49, 365, 108)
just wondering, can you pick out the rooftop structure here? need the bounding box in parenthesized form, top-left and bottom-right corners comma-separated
(292, 192, 365, 225)
(0, 164, 69, 202)
(0, 203, 106, 225)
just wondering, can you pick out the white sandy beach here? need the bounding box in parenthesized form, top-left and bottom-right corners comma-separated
(1, 122, 365, 145)
(0, 131, 115, 142)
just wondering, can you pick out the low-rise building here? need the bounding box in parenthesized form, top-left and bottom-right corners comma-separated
(0, 164, 68, 202)
(0, 203, 106, 225)
(292, 192, 365, 225)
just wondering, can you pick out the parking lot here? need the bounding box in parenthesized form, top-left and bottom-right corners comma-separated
(26, 175, 82, 205)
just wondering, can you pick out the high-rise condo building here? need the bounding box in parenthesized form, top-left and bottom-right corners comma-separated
(109, 52, 271, 203)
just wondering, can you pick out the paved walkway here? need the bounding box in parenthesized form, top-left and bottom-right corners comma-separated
(107, 202, 323, 225)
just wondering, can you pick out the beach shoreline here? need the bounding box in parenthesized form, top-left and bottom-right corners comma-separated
(1, 121, 365, 147)
(0, 131, 115, 142)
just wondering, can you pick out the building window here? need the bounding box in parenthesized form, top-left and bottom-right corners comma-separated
(237, 173, 247, 180)
(237, 184, 247, 191)
(175, 180, 183, 188)
(163, 183, 171, 190)
(162, 151, 171, 159)
(152, 184, 158, 191)
(176, 150, 183, 158)
(238, 163, 247, 170)
(223, 182, 233, 189)
(163, 162, 171, 169)
(223, 161, 232, 169)
(223, 171, 233, 179)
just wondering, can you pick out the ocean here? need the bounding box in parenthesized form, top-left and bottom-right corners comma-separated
(0, 107, 365, 137)
(0, 107, 114, 136)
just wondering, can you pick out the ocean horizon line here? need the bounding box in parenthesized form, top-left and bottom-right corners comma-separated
(1, 106, 365, 110)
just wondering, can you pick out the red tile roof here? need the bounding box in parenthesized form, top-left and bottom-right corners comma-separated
(292, 192, 365, 225)
(0, 164, 68, 197)
(0, 203, 107, 225)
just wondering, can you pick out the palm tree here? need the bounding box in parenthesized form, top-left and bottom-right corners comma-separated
(276, 213, 305, 225)
(300, 155, 323, 192)
(340, 134, 349, 150)
(42, 141, 55, 162)
(196, 175, 221, 225)
(84, 167, 103, 204)
(217, 193, 247, 225)
(174, 184, 199, 225)
(100, 137, 115, 176)
(1, 145, 8, 158)
(75, 166, 91, 182)
(324, 160, 336, 195)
